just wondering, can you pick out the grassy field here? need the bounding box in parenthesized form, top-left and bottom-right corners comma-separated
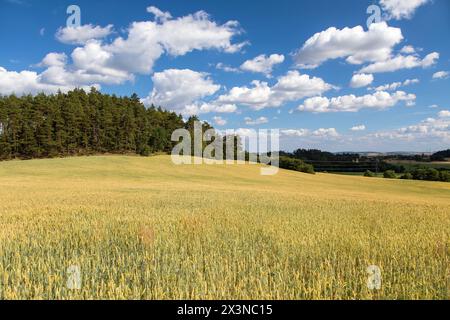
(334, 172, 385, 177)
(0, 155, 449, 300)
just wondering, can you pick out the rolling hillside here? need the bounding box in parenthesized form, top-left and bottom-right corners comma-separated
(0, 156, 449, 299)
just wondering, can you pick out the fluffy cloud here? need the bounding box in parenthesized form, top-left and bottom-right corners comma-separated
(235, 128, 341, 142)
(400, 45, 416, 54)
(280, 128, 339, 140)
(244, 116, 269, 125)
(216, 80, 275, 110)
(277, 128, 341, 152)
(293, 22, 403, 69)
(438, 110, 450, 118)
(272, 71, 335, 103)
(350, 73, 374, 88)
(359, 52, 439, 73)
(142, 69, 220, 113)
(71, 8, 246, 78)
(215, 63, 240, 73)
(183, 103, 237, 116)
(370, 78, 419, 91)
(70, 41, 133, 83)
(280, 117, 450, 152)
(0, 50, 122, 96)
(298, 91, 416, 113)
(281, 128, 339, 138)
(280, 129, 309, 137)
(312, 128, 339, 138)
(380, 0, 430, 20)
(432, 71, 449, 80)
(368, 116, 450, 144)
(56, 24, 114, 45)
(293, 19, 437, 76)
(158, 12, 247, 55)
(0, 66, 98, 96)
(38, 63, 119, 87)
(0, 7, 246, 96)
(281, 117, 449, 152)
(140, 68, 239, 116)
(351, 125, 366, 131)
(213, 116, 227, 126)
(40, 52, 68, 67)
(279, 115, 449, 152)
(216, 70, 333, 110)
(274, 128, 345, 154)
(216, 54, 285, 76)
(146, 6, 172, 22)
(240, 54, 284, 76)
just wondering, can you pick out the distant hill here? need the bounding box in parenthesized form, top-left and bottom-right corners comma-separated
(336, 151, 434, 157)
(431, 149, 450, 161)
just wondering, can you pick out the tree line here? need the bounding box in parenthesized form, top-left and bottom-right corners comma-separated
(431, 149, 450, 162)
(280, 149, 395, 173)
(374, 149, 450, 162)
(284, 148, 450, 182)
(0, 88, 189, 160)
(365, 167, 450, 182)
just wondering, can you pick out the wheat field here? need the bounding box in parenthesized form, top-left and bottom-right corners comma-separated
(0, 155, 449, 300)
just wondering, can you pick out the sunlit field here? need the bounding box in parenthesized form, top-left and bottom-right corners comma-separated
(0, 155, 449, 300)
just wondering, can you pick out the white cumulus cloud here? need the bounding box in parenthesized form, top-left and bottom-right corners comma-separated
(350, 74, 374, 88)
(0, 7, 246, 96)
(240, 54, 284, 76)
(40, 52, 68, 67)
(370, 78, 419, 91)
(280, 129, 310, 137)
(71, 9, 246, 78)
(351, 125, 366, 131)
(360, 52, 439, 73)
(432, 71, 449, 80)
(244, 116, 269, 126)
(146, 6, 172, 22)
(298, 91, 416, 113)
(183, 103, 237, 116)
(0, 66, 99, 96)
(368, 116, 450, 144)
(212, 116, 227, 126)
(56, 24, 114, 45)
(293, 22, 403, 69)
(400, 45, 416, 54)
(312, 128, 339, 138)
(216, 70, 333, 110)
(142, 69, 220, 113)
(215, 63, 240, 73)
(380, 0, 430, 20)
(438, 110, 450, 118)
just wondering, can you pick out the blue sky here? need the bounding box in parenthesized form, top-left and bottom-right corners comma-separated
(0, 0, 449, 152)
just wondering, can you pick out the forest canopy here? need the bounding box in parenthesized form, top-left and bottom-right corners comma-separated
(0, 88, 191, 160)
